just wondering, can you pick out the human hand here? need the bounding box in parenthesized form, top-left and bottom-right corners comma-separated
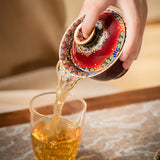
(79, 0, 148, 69)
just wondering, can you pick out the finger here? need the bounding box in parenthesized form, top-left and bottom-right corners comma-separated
(82, 0, 113, 38)
(134, 1, 148, 60)
(123, 58, 133, 69)
(119, 1, 141, 62)
(78, 0, 92, 17)
(122, 30, 143, 69)
(122, 31, 142, 69)
(122, 29, 144, 69)
(134, 33, 143, 60)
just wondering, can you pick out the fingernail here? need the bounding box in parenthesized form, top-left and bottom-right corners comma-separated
(83, 32, 89, 39)
(123, 60, 132, 69)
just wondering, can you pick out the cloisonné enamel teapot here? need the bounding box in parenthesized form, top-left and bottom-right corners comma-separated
(59, 9, 127, 81)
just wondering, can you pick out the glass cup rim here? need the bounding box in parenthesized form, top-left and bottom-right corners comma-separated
(29, 91, 87, 119)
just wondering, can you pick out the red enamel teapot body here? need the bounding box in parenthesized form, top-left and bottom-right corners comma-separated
(59, 9, 127, 81)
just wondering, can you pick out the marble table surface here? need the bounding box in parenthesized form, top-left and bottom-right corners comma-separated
(0, 100, 160, 160)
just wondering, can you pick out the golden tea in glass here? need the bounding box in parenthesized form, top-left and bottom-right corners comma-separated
(30, 92, 86, 160)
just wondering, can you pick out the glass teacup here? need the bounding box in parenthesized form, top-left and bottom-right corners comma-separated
(29, 92, 86, 160)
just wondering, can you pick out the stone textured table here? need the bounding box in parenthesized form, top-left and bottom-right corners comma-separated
(0, 100, 160, 160)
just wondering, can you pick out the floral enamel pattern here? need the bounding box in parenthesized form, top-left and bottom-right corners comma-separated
(59, 9, 126, 78)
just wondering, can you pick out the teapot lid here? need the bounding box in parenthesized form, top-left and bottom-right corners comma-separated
(59, 9, 126, 78)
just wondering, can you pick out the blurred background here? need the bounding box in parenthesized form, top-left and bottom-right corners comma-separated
(0, 0, 159, 99)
